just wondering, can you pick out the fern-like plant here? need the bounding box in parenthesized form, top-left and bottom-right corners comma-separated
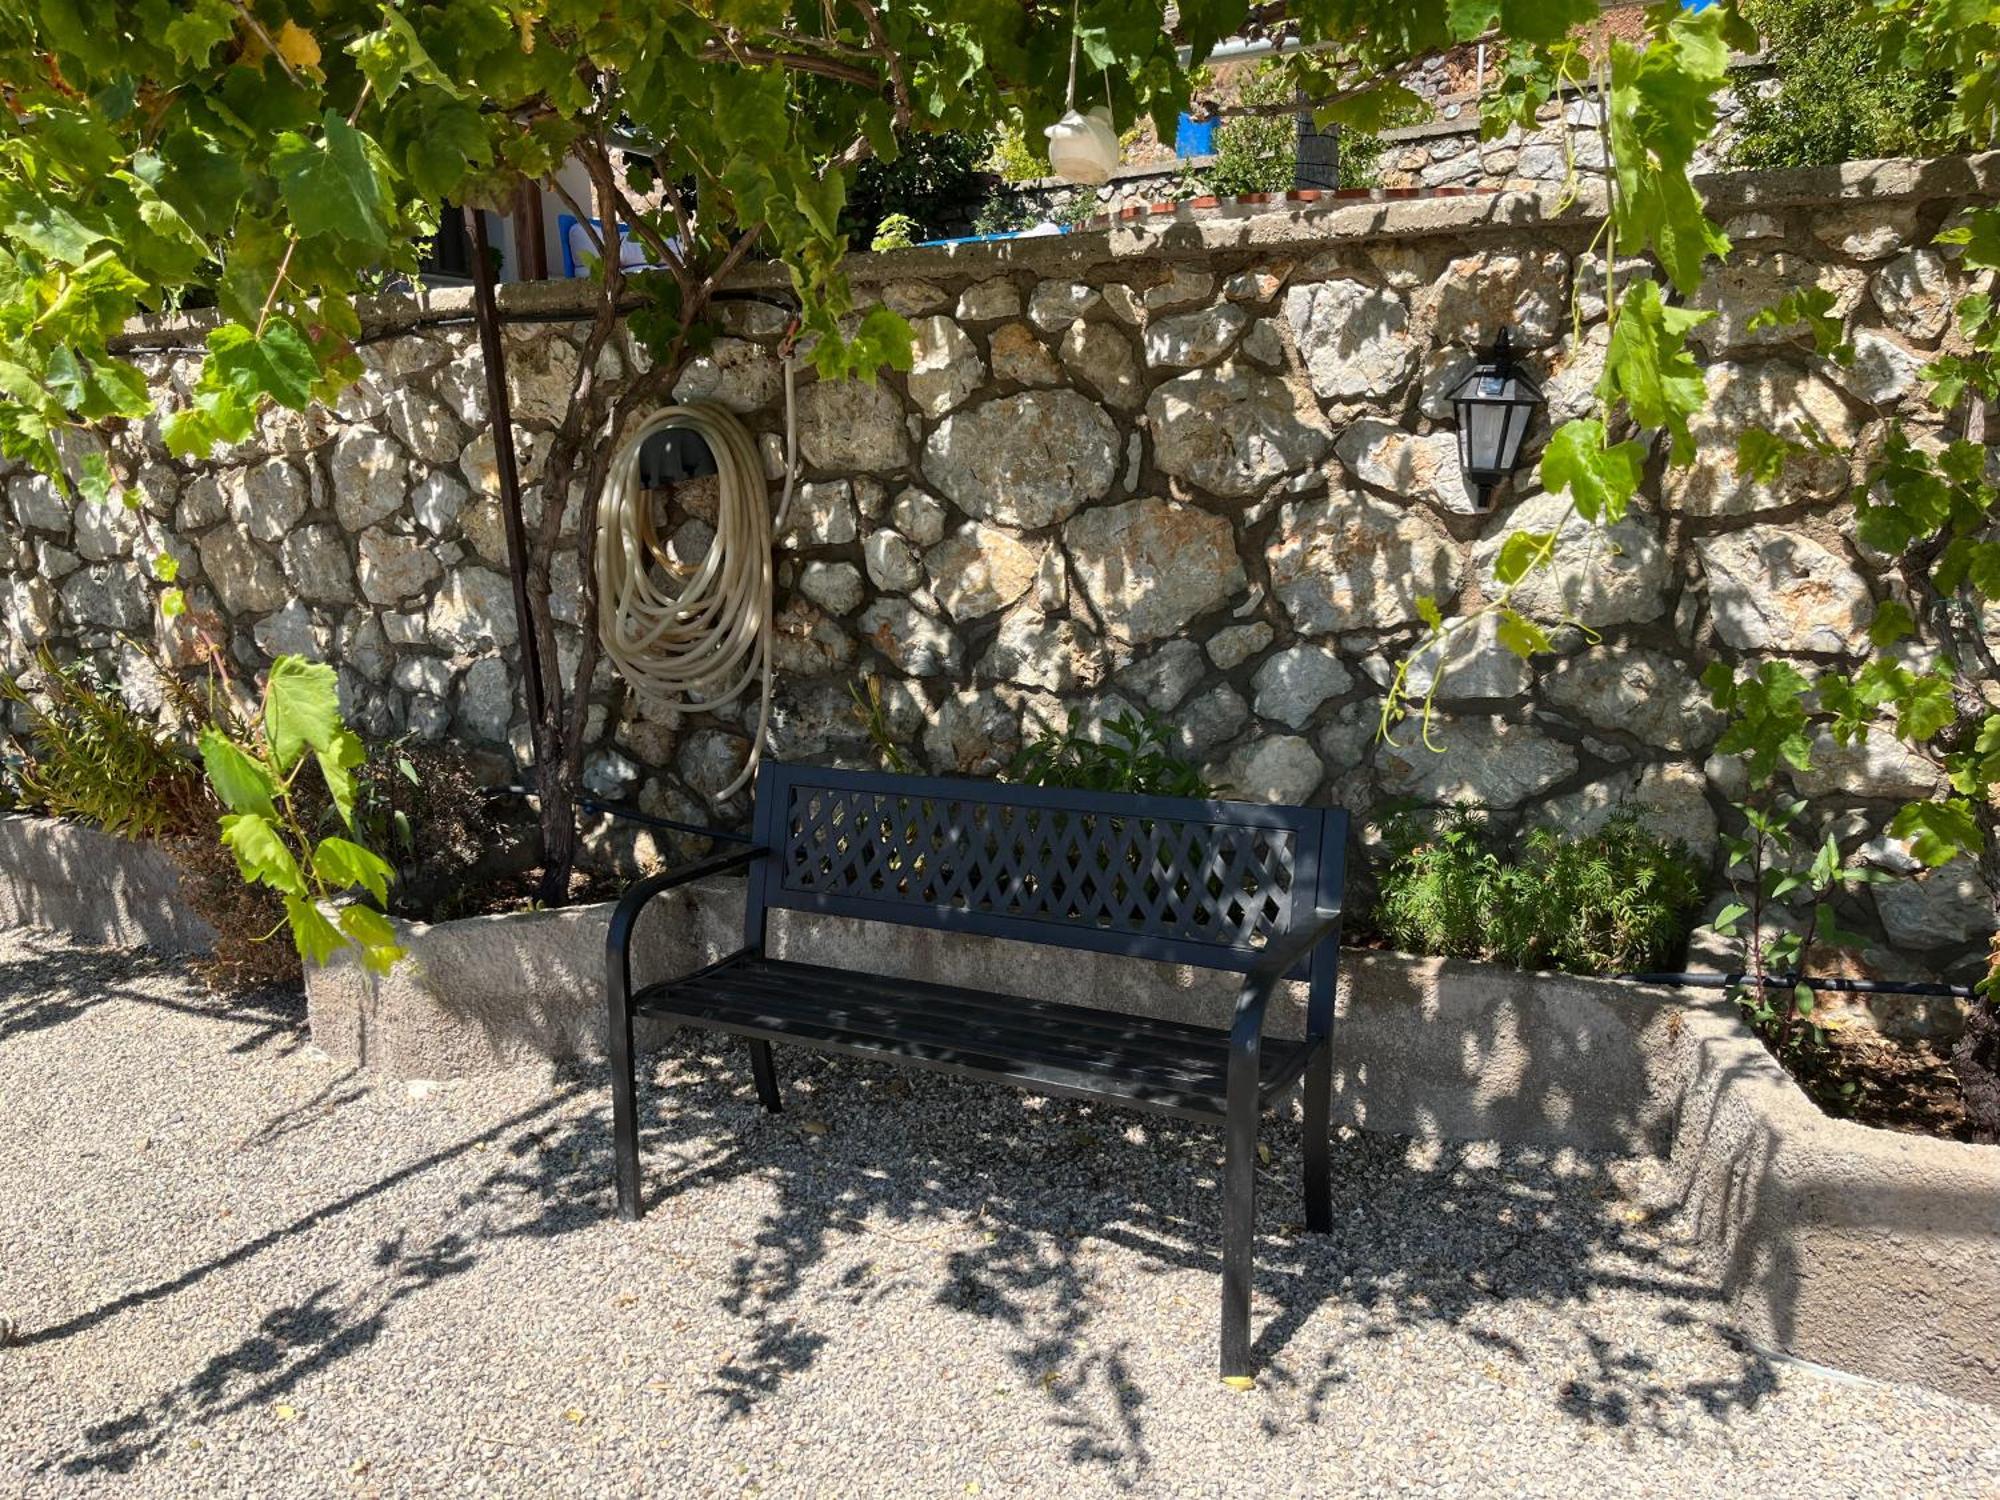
(0, 648, 208, 839)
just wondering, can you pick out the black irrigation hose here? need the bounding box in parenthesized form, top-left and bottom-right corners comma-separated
(485, 784, 1988, 997)
(481, 783, 753, 847)
(1620, 971, 1979, 1000)
(576, 795, 755, 846)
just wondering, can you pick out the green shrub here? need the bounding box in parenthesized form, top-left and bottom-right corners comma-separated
(1374, 805, 1707, 974)
(843, 131, 994, 244)
(1200, 60, 1415, 197)
(870, 213, 918, 252)
(1730, 0, 1962, 169)
(1203, 64, 1299, 197)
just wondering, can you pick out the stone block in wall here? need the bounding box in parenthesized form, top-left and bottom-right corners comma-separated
(332, 429, 412, 531)
(1027, 282, 1099, 331)
(1268, 492, 1462, 633)
(1058, 321, 1143, 409)
(1473, 492, 1670, 628)
(989, 322, 1061, 386)
(1542, 648, 1722, 752)
(1695, 526, 1873, 654)
(1251, 644, 1353, 729)
(1142, 303, 1248, 369)
(1665, 361, 1862, 517)
(1284, 279, 1417, 401)
(673, 337, 784, 412)
(195, 528, 288, 615)
(922, 389, 1117, 528)
(1218, 734, 1323, 804)
(1689, 252, 1864, 355)
(796, 378, 911, 472)
(906, 316, 983, 416)
(1064, 498, 1244, 645)
(924, 523, 1039, 621)
(1414, 247, 1569, 348)
(1334, 419, 1467, 512)
(1378, 714, 1578, 810)
(1146, 362, 1330, 498)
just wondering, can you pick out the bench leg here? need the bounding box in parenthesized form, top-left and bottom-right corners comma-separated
(1303, 1043, 1333, 1234)
(749, 1038, 782, 1113)
(610, 1009, 644, 1221)
(1220, 1088, 1258, 1379)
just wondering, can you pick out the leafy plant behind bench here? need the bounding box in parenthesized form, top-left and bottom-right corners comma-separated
(1008, 712, 1214, 798)
(852, 678, 1214, 798)
(1374, 806, 1707, 975)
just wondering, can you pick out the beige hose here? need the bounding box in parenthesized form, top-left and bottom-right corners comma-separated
(595, 365, 797, 801)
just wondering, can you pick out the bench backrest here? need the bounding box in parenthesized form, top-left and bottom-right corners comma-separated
(746, 762, 1347, 980)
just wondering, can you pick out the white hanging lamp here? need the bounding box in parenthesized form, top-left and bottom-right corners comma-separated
(1045, 1, 1120, 185)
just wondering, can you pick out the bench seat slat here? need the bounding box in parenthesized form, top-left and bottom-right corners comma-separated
(633, 954, 1314, 1121)
(694, 956, 1256, 1077)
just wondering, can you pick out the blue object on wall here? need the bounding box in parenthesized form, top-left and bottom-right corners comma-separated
(1175, 112, 1217, 158)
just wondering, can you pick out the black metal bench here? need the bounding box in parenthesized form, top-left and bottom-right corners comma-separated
(606, 762, 1348, 1378)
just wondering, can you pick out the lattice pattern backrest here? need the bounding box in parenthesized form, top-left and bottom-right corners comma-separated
(764, 774, 1312, 965)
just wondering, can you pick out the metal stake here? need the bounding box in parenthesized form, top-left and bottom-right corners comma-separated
(464, 206, 548, 751)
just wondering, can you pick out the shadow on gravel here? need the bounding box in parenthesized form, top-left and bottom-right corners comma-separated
(0, 928, 303, 1054)
(41, 1039, 1776, 1485)
(617, 1043, 1778, 1484)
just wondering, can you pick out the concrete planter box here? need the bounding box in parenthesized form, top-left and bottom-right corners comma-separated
(0, 814, 212, 955)
(1665, 1002, 2000, 1407)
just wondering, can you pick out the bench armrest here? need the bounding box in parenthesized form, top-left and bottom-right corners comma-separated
(606, 844, 770, 1015)
(1229, 909, 1344, 1063)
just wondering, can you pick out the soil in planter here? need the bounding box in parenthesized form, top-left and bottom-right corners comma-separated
(1786, 1024, 1972, 1142)
(442, 866, 624, 919)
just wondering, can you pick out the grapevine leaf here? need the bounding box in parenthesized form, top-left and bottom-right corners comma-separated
(221, 812, 309, 899)
(271, 113, 393, 248)
(1538, 418, 1644, 522)
(283, 894, 348, 965)
(205, 321, 320, 411)
(337, 904, 406, 974)
(1888, 799, 1985, 867)
(314, 835, 394, 905)
(198, 727, 278, 819)
(315, 726, 367, 828)
(164, 0, 237, 65)
(1494, 529, 1557, 587)
(1598, 280, 1711, 465)
(264, 655, 343, 772)
(1494, 607, 1552, 659)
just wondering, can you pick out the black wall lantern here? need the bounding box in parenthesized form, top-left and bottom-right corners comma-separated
(1449, 327, 1543, 511)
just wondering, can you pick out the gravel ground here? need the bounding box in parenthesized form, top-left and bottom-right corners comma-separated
(3, 924, 1998, 1499)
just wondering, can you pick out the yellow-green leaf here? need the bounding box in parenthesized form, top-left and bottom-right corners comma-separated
(315, 835, 393, 905)
(222, 812, 308, 898)
(264, 655, 341, 772)
(284, 894, 347, 965)
(199, 727, 277, 818)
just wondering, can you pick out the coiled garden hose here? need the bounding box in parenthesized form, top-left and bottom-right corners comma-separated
(594, 363, 798, 800)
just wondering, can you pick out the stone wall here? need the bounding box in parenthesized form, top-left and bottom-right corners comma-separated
(6, 153, 1999, 985)
(1370, 72, 1756, 195)
(1008, 68, 1762, 224)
